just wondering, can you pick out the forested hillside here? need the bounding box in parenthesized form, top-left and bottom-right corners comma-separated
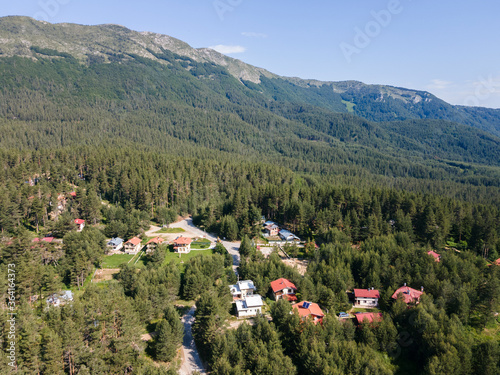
(0, 16, 498, 375)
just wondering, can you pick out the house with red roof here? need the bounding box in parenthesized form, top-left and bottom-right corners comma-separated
(33, 237, 55, 244)
(146, 236, 165, 253)
(353, 288, 380, 307)
(173, 236, 192, 253)
(270, 278, 298, 302)
(124, 237, 142, 254)
(74, 219, 85, 232)
(391, 284, 424, 305)
(355, 312, 383, 325)
(427, 250, 441, 262)
(495, 258, 500, 266)
(293, 301, 324, 324)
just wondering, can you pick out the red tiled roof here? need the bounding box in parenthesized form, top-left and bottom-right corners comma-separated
(293, 301, 324, 318)
(70, 192, 77, 197)
(126, 237, 141, 246)
(32, 237, 54, 244)
(74, 219, 85, 225)
(147, 237, 165, 245)
(354, 288, 380, 299)
(427, 250, 441, 262)
(174, 236, 192, 245)
(355, 312, 383, 324)
(270, 278, 297, 293)
(284, 294, 298, 302)
(495, 258, 500, 266)
(391, 286, 424, 304)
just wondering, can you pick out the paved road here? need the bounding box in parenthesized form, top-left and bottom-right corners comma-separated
(178, 306, 206, 375)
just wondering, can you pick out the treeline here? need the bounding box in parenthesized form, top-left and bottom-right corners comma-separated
(1, 54, 500, 183)
(0, 147, 499, 262)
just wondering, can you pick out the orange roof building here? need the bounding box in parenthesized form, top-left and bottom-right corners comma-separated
(270, 278, 298, 302)
(427, 250, 441, 262)
(293, 301, 324, 324)
(391, 285, 424, 304)
(74, 219, 85, 232)
(146, 236, 165, 253)
(173, 236, 192, 253)
(355, 312, 383, 325)
(124, 237, 142, 254)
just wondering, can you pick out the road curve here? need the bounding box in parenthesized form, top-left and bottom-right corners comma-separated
(169, 217, 241, 271)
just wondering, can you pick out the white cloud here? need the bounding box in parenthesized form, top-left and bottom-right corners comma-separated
(425, 76, 500, 108)
(241, 32, 268, 38)
(427, 79, 454, 90)
(208, 45, 246, 54)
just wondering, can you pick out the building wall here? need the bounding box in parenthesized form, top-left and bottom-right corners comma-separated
(237, 307, 262, 318)
(355, 297, 378, 307)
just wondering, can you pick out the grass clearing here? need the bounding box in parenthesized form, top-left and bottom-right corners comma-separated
(191, 238, 211, 249)
(162, 249, 214, 270)
(155, 227, 186, 234)
(101, 253, 135, 268)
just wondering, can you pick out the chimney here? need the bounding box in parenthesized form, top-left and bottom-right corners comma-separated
(421, 286, 424, 292)
(404, 283, 406, 287)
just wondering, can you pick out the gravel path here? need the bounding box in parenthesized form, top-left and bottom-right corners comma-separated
(171, 218, 240, 374)
(178, 306, 206, 375)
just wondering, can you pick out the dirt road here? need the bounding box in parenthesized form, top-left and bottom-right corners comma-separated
(171, 218, 240, 374)
(178, 306, 206, 375)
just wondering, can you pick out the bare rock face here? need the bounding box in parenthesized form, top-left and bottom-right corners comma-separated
(0, 16, 276, 84)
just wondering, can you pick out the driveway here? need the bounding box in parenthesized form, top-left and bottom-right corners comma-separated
(169, 217, 241, 271)
(179, 306, 206, 375)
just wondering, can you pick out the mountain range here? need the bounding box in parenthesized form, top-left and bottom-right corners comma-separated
(0, 16, 499, 184)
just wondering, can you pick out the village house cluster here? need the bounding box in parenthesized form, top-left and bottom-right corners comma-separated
(107, 235, 194, 255)
(229, 275, 426, 327)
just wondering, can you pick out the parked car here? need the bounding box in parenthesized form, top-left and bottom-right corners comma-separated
(338, 312, 350, 318)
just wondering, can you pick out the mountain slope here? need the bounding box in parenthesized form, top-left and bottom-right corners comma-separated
(0, 16, 499, 187)
(0, 16, 499, 137)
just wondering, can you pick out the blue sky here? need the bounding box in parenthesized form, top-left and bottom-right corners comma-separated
(3, 1, 500, 108)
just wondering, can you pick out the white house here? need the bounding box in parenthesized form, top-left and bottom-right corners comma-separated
(124, 237, 142, 254)
(107, 237, 124, 252)
(74, 219, 85, 232)
(46, 290, 74, 307)
(173, 236, 192, 253)
(353, 288, 380, 307)
(235, 295, 264, 318)
(230, 280, 257, 300)
(279, 229, 300, 242)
